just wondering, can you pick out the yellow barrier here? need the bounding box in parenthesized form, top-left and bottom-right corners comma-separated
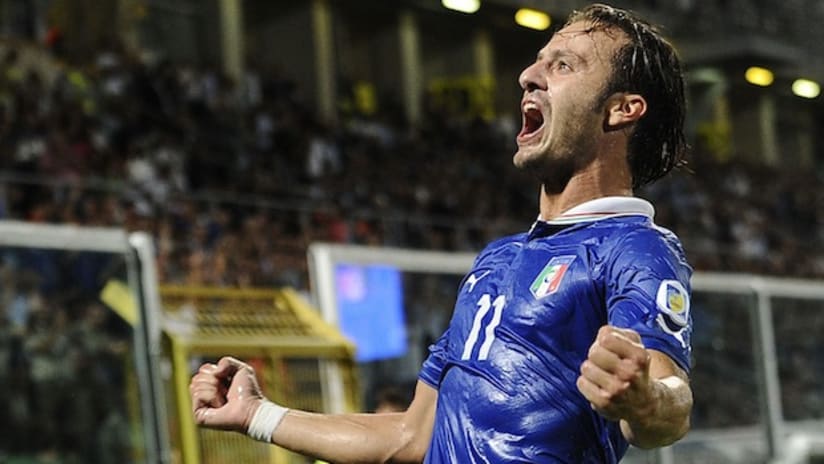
(160, 286, 359, 464)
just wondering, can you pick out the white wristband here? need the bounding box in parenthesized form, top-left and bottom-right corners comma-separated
(247, 400, 289, 442)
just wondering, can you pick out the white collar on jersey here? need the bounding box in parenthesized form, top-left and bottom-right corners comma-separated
(539, 196, 655, 225)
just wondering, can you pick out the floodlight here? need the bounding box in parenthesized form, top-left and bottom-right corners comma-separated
(442, 0, 480, 14)
(515, 8, 551, 31)
(792, 78, 820, 99)
(745, 66, 774, 87)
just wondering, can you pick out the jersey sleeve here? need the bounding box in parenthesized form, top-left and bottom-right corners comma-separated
(418, 327, 450, 388)
(604, 227, 693, 372)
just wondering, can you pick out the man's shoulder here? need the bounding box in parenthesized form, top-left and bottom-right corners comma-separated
(596, 216, 683, 249)
(624, 221, 685, 254)
(601, 219, 691, 277)
(477, 231, 527, 256)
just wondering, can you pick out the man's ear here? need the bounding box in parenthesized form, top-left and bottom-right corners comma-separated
(606, 93, 647, 129)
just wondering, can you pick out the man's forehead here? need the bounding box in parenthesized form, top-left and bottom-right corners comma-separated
(556, 20, 598, 37)
(542, 20, 626, 56)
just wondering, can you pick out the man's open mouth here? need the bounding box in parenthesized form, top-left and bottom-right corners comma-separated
(519, 104, 544, 138)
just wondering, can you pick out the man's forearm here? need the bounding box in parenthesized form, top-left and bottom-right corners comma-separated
(191, 357, 437, 464)
(271, 411, 426, 464)
(267, 382, 437, 464)
(620, 375, 693, 449)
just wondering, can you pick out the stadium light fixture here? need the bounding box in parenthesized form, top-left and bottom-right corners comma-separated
(442, 0, 480, 14)
(515, 8, 551, 30)
(745, 66, 774, 87)
(792, 78, 820, 99)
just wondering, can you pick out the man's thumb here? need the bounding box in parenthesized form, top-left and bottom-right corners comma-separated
(194, 405, 235, 430)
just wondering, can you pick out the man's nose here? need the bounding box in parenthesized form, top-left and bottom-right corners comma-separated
(518, 62, 544, 92)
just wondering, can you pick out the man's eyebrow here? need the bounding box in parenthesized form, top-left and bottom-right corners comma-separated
(536, 49, 584, 62)
(556, 26, 598, 38)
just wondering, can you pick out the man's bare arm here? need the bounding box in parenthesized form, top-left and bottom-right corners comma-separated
(190, 357, 437, 464)
(272, 381, 437, 463)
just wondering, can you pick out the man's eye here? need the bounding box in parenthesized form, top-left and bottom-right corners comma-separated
(557, 61, 571, 71)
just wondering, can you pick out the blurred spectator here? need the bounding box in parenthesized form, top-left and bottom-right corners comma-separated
(373, 384, 413, 413)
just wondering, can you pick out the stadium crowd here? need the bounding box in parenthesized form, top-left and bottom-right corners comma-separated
(0, 251, 133, 462)
(2, 39, 823, 289)
(1, 35, 824, 461)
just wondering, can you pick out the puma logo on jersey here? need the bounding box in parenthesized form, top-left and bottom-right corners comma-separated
(464, 270, 491, 293)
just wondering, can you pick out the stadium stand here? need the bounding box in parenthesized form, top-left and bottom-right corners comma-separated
(1, 36, 822, 290)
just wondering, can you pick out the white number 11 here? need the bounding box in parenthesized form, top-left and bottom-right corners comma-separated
(461, 294, 506, 360)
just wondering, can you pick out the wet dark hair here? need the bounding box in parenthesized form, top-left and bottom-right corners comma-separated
(567, 4, 687, 188)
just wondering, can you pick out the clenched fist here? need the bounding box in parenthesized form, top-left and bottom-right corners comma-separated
(576, 326, 656, 423)
(189, 356, 265, 433)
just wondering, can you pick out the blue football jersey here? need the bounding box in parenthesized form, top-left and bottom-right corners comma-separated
(418, 197, 692, 463)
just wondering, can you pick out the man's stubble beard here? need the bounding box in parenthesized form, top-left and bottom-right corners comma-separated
(514, 131, 599, 195)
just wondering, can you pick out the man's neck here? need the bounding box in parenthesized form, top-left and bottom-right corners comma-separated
(538, 161, 633, 220)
